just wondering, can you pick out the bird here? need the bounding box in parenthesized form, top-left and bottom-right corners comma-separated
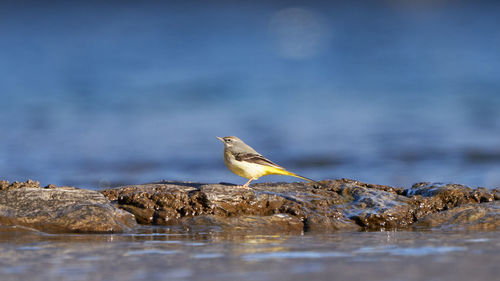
(217, 136, 321, 188)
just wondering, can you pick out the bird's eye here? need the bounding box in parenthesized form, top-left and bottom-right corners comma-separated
(225, 139, 231, 143)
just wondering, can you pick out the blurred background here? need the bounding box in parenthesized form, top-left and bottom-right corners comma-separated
(1, 0, 499, 189)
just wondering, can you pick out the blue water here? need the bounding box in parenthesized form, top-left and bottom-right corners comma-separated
(1, 1, 500, 189)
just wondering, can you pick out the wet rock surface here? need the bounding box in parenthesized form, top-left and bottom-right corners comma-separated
(1, 179, 498, 233)
(102, 179, 500, 232)
(412, 201, 500, 231)
(0, 180, 136, 233)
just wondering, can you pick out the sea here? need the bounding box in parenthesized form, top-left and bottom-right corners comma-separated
(1, 1, 500, 189)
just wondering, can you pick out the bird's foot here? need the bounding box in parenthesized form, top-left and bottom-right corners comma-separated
(239, 185, 252, 189)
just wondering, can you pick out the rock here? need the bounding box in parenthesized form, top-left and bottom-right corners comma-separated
(338, 187, 414, 230)
(492, 188, 500, 200)
(0, 180, 136, 233)
(103, 179, 498, 232)
(102, 181, 362, 232)
(3, 179, 498, 234)
(402, 183, 497, 222)
(0, 179, 40, 190)
(406, 182, 495, 205)
(412, 201, 500, 231)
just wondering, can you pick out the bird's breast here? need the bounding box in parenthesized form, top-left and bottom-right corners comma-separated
(223, 150, 268, 179)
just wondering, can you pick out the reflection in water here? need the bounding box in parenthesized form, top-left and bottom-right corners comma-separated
(0, 226, 499, 281)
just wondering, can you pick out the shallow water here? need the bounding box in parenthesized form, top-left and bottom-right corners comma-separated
(1, 227, 498, 281)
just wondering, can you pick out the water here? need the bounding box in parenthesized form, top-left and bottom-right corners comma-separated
(1, 1, 500, 189)
(1, 227, 499, 281)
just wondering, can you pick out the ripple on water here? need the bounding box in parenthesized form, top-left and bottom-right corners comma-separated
(192, 253, 224, 259)
(465, 238, 490, 243)
(125, 249, 179, 256)
(356, 245, 467, 256)
(144, 240, 182, 244)
(242, 251, 350, 261)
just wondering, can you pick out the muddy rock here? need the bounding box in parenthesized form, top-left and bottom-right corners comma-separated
(0, 180, 136, 233)
(102, 179, 499, 232)
(0, 179, 40, 190)
(3, 178, 497, 234)
(402, 183, 497, 221)
(412, 201, 500, 230)
(494, 189, 500, 200)
(406, 182, 495, 205)
(338, 188, 414, 230)
(102, 181, 362, 232)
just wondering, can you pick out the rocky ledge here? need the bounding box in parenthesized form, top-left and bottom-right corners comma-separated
(101, 179, 500, 233)
(1, 179, 498, 234)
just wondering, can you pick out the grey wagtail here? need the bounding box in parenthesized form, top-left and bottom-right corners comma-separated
(217, 136, 320, 187)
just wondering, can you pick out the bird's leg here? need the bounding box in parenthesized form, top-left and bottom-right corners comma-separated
(242, 178, 254, 188)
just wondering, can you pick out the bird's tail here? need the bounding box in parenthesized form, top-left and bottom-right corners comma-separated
(279, 169, 324, 187)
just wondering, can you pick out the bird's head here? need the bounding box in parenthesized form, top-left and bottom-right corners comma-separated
(216, 136, 242, 148)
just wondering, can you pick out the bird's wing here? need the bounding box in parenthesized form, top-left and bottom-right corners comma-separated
(234, 153, 284, 169)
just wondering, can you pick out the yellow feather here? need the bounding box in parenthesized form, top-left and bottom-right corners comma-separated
(262, 166, 319, 184)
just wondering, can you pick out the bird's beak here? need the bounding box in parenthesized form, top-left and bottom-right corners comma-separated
(216, 136, 224, 142)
